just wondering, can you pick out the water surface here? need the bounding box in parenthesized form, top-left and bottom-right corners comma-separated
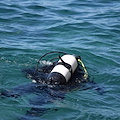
(0, 0, 120, 120)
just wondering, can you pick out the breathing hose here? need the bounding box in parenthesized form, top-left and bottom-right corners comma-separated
(78, 59, 88, 80)
(36, 51, 67, 71)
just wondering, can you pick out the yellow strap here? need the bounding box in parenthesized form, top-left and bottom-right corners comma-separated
(78, 59, 88, 80)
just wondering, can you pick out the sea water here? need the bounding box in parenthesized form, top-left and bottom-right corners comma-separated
(0, 0, 120, 120)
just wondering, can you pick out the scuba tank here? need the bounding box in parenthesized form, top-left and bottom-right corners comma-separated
(36, 51, 88, 85)
(47, 55, 78, 84)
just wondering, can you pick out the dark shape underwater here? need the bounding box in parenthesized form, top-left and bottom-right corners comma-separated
(0, 52, 104, 120)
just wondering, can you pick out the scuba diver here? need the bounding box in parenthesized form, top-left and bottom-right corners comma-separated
(0, 51, 104, 120)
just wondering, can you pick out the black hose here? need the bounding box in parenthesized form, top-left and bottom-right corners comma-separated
(36, 51, 67, 71)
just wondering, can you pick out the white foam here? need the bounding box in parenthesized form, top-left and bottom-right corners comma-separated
(32, 80, 37, 83)
(40, 60, 53, 65)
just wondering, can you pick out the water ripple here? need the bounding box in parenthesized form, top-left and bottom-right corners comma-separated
(0, 0, 120, 119)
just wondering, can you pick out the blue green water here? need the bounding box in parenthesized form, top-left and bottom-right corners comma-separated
(0, 0, 120, 119)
